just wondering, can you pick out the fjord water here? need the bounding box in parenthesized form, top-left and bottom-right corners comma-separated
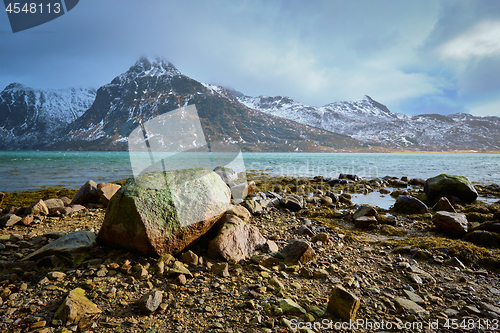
(0, 151, 499, 192)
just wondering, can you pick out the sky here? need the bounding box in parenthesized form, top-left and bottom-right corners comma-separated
(1, 0, 500, 116)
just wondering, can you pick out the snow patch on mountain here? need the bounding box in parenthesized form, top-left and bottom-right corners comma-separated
(0, 83, 96, 148)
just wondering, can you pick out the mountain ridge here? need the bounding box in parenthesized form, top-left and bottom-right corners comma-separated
(1, 57, 499, 151)
(53, 57, 361, 152)
(0, 84, 96, 149)
(236, 92, 500, 150)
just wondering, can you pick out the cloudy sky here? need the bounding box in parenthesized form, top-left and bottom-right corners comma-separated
(1, 0, 500, 116)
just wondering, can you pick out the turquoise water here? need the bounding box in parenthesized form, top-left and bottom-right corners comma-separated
(0, 151, 499, 192)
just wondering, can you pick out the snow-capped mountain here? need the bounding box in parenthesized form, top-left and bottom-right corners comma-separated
(3, 57, 499, 151)
(0, 83, 95, 149)
(237, 93, 500, 150)
(57, 57, 359, 151)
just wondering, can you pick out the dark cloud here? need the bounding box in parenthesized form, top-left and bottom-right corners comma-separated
(0, 0, 499, 116)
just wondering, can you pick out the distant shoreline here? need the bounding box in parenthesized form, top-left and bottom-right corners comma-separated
(1, 149, 500, 154)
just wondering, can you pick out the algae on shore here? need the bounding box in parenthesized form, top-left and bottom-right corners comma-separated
(1, 187, 78, 208)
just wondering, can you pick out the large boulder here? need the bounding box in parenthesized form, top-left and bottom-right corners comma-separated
(424, 174, 478, 204)
(392, 196, 428, 214)
(208, 214, 266, 263)
(71, 180, 100, 206)
(432, 211, 468, 237)
(97, 169, 230, 256)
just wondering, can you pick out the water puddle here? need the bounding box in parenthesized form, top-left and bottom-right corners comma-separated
(478, 197, 500, 204)
(351, 191, 395, 210)
(351, 191, 498, 210)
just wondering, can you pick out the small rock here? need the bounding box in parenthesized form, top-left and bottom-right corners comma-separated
(243, 200, 263, 215)
(281, 240, 316, 264)
(225, 205, 252, 222)
(352, 205, 378, 220)
(269, 277, 285, 291)
(28, 199, 49, 216)
(393, 297, 428, 316)
(262, 240, 279, 253)
(432, 211, 468, 237)
(444, 257, 466, 269)
(354, 216, 378, 228)
(296, 225, 315, 236)
(230, 181, 256, 202)
(339, 174, 359, 181)
(181, 250, 199, 265)
(47, 271, 67, 281)
(327, 285, 360, 321)
(174, 274, 187, 285)
(208, 214, 266, 263)
(432, 197, 456, 213)
(403, 290, 425, 305)
(392, 196, 428, 214)
(325, 191, 339, 203)
(71, 180, 101, 206)
(138, 290, 163, 315)
(211, 262, 230, 277)
(0, 214, 22, 227)
(21, 215, 34, 226)
(96, 183, 121, 207)
(43, 199, 65, 214)
(60, 196, 72, 206)
(299, 267, 314, 278)
(70, 204, 86, 213)
(22, 230, 96, 264)
(167, 262, 192, 278)
(54, 288, 101, 326)
(320, 195, 333, 205)
(214, 166, 238, 184)
(280, 194, 305, 212)
(476, 222, 500, 233)
(279, 298, 306, 314)
(408, 273, 423, 285)
(311, 233, 329, 244)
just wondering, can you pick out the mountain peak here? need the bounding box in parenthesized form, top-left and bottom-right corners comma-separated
(4, 82, 30, 91)
(112, 57, 181, 84)
(355, 95, 374, 102)
(133, 56, 180, 76)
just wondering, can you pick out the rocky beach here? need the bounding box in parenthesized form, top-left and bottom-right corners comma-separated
(0, 169, 500, 333)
